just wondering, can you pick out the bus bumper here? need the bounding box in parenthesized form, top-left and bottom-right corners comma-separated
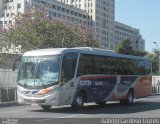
(17, 89, 60, 106)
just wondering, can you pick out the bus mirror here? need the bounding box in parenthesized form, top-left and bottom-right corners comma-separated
(13, 58, 21, 71)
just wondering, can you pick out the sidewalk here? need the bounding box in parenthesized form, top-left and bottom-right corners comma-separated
(0, 101, 19, 108)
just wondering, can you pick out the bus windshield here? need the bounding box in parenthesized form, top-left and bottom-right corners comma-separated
(17, 55, 60, 88)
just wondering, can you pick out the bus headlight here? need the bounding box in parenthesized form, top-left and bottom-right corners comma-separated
(36, 88, 52, 95)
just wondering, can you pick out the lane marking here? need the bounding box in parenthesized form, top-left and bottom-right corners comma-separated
(0, 111, 18, 114)
(34, 115, 76, 122)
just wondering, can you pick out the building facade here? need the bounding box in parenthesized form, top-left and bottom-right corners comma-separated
(0, 0, 31, 29)
(0, 0, 88, 28)
(58, 0, 115, 49)
(32, 0, 89, 27)
(115, 21, 145, 51)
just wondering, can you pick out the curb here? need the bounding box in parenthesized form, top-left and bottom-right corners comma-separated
(0, 101, 20, 108)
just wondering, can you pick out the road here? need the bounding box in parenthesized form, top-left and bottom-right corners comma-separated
(0, 95, 160, 124)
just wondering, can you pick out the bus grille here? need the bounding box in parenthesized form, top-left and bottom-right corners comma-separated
(24, 99, 46, 104)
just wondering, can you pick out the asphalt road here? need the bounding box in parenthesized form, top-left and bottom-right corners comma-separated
(1, 95, 160, 124)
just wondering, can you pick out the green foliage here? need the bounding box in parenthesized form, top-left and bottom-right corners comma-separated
(146, 53, 159, 75)
(115, 39, 134, 55)
(115, 39, 147, 57)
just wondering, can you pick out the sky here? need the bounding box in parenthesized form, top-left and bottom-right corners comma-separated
(115, 0, 160, 52)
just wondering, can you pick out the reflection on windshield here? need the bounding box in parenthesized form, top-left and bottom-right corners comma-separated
(37, 60, 59, 82)
(18, 55, 60, 88)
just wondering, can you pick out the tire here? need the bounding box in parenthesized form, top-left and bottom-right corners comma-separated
(41, 105, 51, 111)
(71, 92, 85, 109)
(120, 89, 134, 105)
(95, 101, 106, 105)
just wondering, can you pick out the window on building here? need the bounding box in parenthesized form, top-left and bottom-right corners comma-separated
(57, 6, 61, 11)
(79, 13, 82, 17)
(17, 3, 21, 9)
(1, 14, 4, 17)
(62, 8, 65, 12)
(66, 9, 70, 13)
(9, 20, 12, 24)
(11, 13, 14, 17)
(71, 11, 74, 15)
(83, 15, 86, 18)
(67, 16, 70, 21)
(71, 17, 74, 22)
(57, 13, 61, 18)
(52, 5, 56, 9)
(7, 13, 9, 17)
(52, 12, 56, 17)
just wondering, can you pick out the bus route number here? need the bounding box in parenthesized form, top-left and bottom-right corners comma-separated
(80, 80, 91, 86)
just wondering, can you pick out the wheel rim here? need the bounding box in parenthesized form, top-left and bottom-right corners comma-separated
(128, 92, 133, 103)
(76, 96, 83, 106)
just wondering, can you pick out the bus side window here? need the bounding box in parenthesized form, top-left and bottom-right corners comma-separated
(137, 60, 145, 75)
(61, 52, 78, 83)
(145, 61, 151, 75)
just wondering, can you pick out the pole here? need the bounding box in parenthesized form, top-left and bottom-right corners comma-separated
(154, 42, 160, 75)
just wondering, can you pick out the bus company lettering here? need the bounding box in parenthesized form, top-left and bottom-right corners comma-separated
(95, 81, 103, 86)
(80, 80, 91, 86)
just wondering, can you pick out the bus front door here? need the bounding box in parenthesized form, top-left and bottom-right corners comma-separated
(59, 80, 76, 106)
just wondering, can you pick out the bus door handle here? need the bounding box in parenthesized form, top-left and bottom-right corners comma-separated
(71, 82, 74, 87)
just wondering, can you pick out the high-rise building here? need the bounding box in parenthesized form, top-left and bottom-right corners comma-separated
(58, 0, 115, 49)
(115, 21, 145, 51)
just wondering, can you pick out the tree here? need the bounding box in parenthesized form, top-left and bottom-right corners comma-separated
(146, 52, 159, 75)
(115, 39, 148, 57)
(0, 7, 99, 63)
(115, 39, 134, 55)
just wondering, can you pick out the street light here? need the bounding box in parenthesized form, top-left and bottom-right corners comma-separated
(154, 41, 160, 75)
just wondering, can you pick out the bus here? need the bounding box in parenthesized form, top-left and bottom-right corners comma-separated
(15, 47, 152, 110)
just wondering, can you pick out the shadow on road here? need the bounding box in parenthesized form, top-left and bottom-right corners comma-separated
(30, 99, 160, 115)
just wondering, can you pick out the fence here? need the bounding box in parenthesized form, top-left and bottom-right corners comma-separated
(152, 76, 160, 94)
(0, 54, 20, 103)
(0, 69, 18, 102)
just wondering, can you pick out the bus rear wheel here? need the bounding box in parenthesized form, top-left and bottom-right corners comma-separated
(40, 105, 51, 111)
(71, 92, 85, 109)
(120, 89, 134, 105)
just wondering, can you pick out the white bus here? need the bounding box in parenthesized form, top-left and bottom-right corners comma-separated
(16, 47, 152, 110)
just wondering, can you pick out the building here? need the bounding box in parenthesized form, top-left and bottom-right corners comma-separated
(0, 0, 89, 28)
(0, 0, 31, 29)
(0, 0, 145, 52)
(115, 21, 145, 51)
(32, 0, 89, 27)
(58, 0, 115, 49)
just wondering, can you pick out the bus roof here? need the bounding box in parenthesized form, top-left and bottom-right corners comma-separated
(23, 47, 150, 61)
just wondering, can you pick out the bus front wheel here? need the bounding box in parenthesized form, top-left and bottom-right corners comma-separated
(71, 92, 85, 109)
